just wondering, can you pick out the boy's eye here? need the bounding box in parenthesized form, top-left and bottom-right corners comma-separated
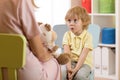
(68, 19, 71, 22)
(74, 19, 77, 23)
(67, 19, 78, 23)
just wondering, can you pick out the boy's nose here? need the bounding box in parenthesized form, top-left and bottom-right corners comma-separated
(70, 21, 75, 24)
(69, 25, 74, 30)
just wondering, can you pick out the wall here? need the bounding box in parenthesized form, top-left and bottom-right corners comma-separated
(34, 0, 53, 25)
(34, 0, 70, 26)
(52, 0, 70, 26)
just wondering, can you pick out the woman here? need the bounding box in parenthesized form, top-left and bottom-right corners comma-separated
(0, 0, 61, 80)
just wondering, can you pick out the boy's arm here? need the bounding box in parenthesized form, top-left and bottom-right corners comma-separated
(63, 45, 71, 70)
(63, 44, 73, 80)
(69, 48, 90, 80)
(74, 48, 90, 72)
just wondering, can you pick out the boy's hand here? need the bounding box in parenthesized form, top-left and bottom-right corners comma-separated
(69, 68, 78, 80)
(67, 69, 73, 80)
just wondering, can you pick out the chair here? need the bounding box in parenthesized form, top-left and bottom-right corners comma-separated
(0, 33, 26, 80)
(53, 24, 100, 48)
(53, 24, 68, 49)
(53, 24, 100, 80)
(87, 24, 101, 80)
(88, 24, 101, 48)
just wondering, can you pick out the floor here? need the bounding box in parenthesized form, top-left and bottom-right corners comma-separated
(95, 77, 112, 80)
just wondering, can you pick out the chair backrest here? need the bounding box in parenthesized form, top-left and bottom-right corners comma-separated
(53, 24, 68, 48)
(53, 24, 100, 49)
(0, 33, 26, 80)
(88, 24, 101, 48)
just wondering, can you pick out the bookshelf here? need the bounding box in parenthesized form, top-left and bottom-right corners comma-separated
(71, 0, 120, 80)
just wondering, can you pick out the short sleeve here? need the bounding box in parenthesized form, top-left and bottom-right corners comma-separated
(62, 32, 70, 46)
(84, 33, 93, 50)
(19, 0, 40, 40)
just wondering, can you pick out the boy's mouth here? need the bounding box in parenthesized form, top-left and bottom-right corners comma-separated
(70, 28, 74, 31)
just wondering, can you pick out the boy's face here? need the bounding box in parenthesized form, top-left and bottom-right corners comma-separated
(66, 17, 83, 35)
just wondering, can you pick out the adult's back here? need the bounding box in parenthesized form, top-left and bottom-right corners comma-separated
(0, 0, 61, 80)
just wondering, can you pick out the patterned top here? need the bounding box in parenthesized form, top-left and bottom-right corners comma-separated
(63, 30, 93, 67)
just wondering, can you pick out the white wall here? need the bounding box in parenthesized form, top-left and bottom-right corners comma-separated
(52, 0, 70, 26)
(34, 0, 53, 25)
(34, 0, 70, 26)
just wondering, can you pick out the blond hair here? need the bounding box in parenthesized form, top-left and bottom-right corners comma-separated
(65, 6, 90, 29)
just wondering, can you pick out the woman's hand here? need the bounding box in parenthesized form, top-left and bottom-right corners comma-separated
(29, 35, 53, 62)
(42, 46, 53, 62)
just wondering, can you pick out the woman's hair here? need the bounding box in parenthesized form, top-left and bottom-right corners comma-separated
(31, 0, 40, 8)
(65, 6, 91, 29)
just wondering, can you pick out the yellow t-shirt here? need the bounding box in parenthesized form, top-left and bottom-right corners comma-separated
(62, 30, 93, 67)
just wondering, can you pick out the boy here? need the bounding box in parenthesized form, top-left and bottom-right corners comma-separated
(62, 6, 93, 80)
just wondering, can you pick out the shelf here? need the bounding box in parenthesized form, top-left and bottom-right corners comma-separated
(98, 43, 116, 48)
(92, 13, 115, 16)
(95, 74, 116, 80)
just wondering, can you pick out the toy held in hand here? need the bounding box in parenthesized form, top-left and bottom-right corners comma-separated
(38, 22, 71, 65)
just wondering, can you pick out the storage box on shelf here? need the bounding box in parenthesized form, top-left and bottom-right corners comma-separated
(93, 47, 115, 79)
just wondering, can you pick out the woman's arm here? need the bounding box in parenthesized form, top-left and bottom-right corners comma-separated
(19, 0, 52, 62)
(29, 34, 52, 62)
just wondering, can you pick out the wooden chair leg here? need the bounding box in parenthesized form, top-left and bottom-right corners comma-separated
(0, 68, 3, 80)
(8, 69, 17, 80)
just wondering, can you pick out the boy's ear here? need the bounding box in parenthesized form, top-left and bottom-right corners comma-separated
(83, 20, 90, 26)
